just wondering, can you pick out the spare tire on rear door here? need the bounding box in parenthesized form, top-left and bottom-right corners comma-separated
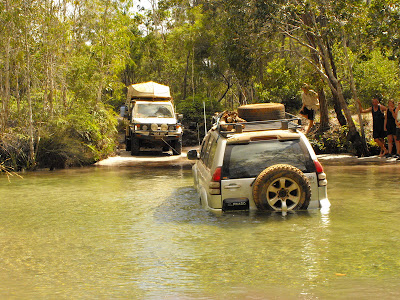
(252, 164, 311, 211)
(237, 103, 285, 121)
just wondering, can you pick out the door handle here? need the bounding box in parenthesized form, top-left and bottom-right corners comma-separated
(224, 184, 241, 189)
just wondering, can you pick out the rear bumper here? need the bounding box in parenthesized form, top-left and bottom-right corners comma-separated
(308, 198, 330, 209)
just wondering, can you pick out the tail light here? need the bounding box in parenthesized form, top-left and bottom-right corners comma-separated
(209, 167, 222, 195)
(314, 160, 327, 186)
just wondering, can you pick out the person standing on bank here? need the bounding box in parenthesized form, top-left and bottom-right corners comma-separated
(300, 83, 319, 134)
(394, 101, 400, 160)
(357, 97, 388, 157)
(384, 99, 397, 157)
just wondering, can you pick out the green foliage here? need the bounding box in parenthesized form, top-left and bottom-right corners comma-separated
(310, 126, 350, 154)
(1, 104, 117, 170)
(0, 130, 31, 170)
(354, 49, 400, 104)
(0, 0, 131, 169)
(255, 57, 302, 113)
(176, 94, 223, 128)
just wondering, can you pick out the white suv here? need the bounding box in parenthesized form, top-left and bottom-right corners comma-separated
(187, 114, 329, 212)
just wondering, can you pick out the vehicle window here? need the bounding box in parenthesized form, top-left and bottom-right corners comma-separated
(134, 103, 173, 118)
(222, 139, 314, 179)
(205, 137, 218, 169)
(201, 135, 215, 167)
(200, 135, 211, 160)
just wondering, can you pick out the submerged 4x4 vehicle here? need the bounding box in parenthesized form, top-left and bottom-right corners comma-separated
(187, 104, 329, 212)
(124, 81, 183, 155)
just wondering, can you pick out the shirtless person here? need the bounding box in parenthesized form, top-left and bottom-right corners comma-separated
(299, 84, 319, 134)
(357, 97, 388, 157)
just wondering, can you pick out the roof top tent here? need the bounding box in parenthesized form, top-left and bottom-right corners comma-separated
(126, 81, 172, 103)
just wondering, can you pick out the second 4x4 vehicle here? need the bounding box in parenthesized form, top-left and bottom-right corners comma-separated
(187, 109, 329, 212)
(124, 81, 183, 155)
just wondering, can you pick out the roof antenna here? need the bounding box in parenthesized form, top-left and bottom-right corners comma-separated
(203, 101, 207, 135)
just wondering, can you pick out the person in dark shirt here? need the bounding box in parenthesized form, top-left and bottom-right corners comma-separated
(384, 99, 397, 157)
(357, 97, 388, 157)
(394, 101, 400, 160)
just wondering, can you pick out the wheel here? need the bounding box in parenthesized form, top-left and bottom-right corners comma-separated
(125, 135, 131, 151)
(237, 103, 285, 121)
(171, 138, 182, 155)
(130, 135, 140, 155)
(252, 164, 311, 211)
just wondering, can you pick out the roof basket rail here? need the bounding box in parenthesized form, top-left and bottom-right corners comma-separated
(214, 112, 302, 136)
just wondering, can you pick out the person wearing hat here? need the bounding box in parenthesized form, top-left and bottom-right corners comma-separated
(299, 83, 319, 134)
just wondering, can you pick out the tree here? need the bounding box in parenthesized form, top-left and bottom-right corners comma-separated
(265, 0, 370, 155)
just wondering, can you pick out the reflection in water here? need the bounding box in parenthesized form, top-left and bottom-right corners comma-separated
(0, 165, 400, 299)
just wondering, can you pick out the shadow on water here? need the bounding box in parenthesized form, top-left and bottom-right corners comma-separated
(153, 186, 315, 227)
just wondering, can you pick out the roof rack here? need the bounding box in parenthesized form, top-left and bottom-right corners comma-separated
(214, 112, 302, 137)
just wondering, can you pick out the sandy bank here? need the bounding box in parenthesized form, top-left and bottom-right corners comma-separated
(95, 147, 198, 169)
(317, 153, 400, 166)
(96, 146, 400, 168)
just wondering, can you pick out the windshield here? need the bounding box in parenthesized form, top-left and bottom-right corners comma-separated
(222, 139, 314, 179)
(134, 103, 173, 118)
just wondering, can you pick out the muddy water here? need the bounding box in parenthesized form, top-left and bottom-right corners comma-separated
(1, 164, 400, 299)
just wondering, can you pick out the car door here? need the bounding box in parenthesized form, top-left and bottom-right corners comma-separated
(195, 134, 215, 207)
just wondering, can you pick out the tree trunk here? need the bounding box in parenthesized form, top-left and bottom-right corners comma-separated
(342, 29, 369, 155)
(23, 3, 36, 169)
(3, 0, 11, 131)
(333, 101, 346, 126)
(26, 41, 36, 169)
(317, 88, 329, 132)
(183, 50, 190, 100)
(3, 36, 11, 130)
(16, 63, 21, 117)
(302, 12, 330, 132)
(326, 40, 347, 126)
(218, 72, 231, 103)
(314, 31, 368, 156)
(62, 83, 67, 111)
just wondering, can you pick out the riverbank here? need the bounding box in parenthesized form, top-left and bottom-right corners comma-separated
(95, 147, 196, 169)
(95, 147, 400, 168)
(318, 153, 400, 165)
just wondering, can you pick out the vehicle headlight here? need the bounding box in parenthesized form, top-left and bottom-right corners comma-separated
(161, 124, 168, 131)
(168, 125, 175, 131)
(142, 124, 148, 131)
(151, 123, 158, 131)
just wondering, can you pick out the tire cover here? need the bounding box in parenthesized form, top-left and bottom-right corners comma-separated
(237, 103, 285, 121)
(252, 164, 311, 211)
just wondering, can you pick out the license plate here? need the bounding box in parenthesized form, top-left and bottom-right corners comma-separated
(153, 132, 164, 139)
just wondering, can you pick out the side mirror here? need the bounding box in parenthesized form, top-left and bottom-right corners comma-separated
(187, 149, 199, 160)
(120, 106, 126, 117)
(176, 113, 183, 121)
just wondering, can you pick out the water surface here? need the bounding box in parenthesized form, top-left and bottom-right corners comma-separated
(1, 164, 400, 299)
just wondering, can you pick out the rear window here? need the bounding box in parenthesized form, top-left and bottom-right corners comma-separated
(222, 139, 315, 179)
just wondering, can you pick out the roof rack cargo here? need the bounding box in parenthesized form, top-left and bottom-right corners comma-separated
(214, 112, 302, 137)
(126, 81, 172, 104)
